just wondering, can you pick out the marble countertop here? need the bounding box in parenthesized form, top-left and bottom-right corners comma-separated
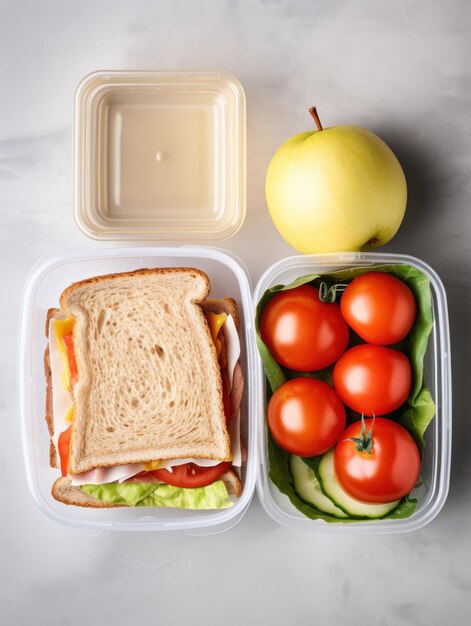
(2, 1, 470, 624)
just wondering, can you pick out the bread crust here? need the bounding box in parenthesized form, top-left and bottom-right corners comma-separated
(44, 347, 59, 468)
(45, 307, 60, 337)
(59, 267, 210, 310)
(221, 468, 243, 498)
(51, 477, 124, 508)
(51, 469, 242, 507)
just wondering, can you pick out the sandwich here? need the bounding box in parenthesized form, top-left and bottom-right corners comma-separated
(44, 268, 244, 509)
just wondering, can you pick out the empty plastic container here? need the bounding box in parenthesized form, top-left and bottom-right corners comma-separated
(74, 70, 246, 241)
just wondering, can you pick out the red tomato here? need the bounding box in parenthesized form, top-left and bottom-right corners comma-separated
(58, 425, 72, 477)
(153, 462, 231, 488)
(62, 332, 78, 389)
(333, 345, 411, 416)
(260, 285, 349, 371)
(334, 417, 421, 503)
(340, 272, 416, 345)
(267, 377, 346, 457)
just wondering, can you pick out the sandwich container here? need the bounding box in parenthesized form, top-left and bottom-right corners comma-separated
(20, 246, 257, 533)
(18, 70, 452, 534)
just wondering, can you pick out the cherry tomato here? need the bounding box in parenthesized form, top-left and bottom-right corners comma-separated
(333, 344, 412, 416)
(153, 462, 231, 488)
(58, 425, 72, 477)
(267, 377, 346, 457)
(340, 272, 416, 345)
(334, 417, 420, 503)
(260, 285, 349, 372)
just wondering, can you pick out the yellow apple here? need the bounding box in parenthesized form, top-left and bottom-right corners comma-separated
(265, 108, 407, 253)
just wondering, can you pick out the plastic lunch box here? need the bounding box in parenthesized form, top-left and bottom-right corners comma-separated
(19, 246, 257, 533)
(18, 71, 452, 533)
(254, 252, 451, 534)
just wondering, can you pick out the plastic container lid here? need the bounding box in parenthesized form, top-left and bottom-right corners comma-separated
(254, 252, 452, 534)
(18, 246, 257, 533)
(74, 71, 246, 241)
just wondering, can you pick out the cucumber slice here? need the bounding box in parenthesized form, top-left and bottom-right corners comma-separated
(289, 455, 347, 518)
(316, 450, 400, 519)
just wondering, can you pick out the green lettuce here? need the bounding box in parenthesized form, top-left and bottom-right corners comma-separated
(256, 264, 436, 523)
(80, 480, 232, 509)
(268, 431, 357, 523)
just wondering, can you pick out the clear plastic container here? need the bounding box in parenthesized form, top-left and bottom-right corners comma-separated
(18, 246, 256, 533)
(74, 71, 246, 241)
(254, 252, 451, 534)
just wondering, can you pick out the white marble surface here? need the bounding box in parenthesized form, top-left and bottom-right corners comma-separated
(2, 1, 471, 624)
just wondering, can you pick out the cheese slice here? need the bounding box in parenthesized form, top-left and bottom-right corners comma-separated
(53, 317, 74, 390)
(207, 313, 227, 358)
(49, 318, 74, 452)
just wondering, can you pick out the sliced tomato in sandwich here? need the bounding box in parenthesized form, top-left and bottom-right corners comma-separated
(58, 425, 72, 477)
(152, 462, 231, 488)
(62, 331, 78, 390)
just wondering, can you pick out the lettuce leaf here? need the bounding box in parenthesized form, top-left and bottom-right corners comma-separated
(256, 264, 435, 523)
(80, 480, 232, 509)
(139, 481, 232, 509)
(80, 482, 158, 506)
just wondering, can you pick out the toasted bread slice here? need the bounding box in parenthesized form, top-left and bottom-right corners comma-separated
(51, 469, 242, 507)
(45, 269, 242, 477)
(59, 268, 232, 474)
(45, 298, 242, 471)
(44, 296, 242, 472)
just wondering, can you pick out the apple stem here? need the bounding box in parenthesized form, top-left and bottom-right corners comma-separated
(309, 107, 323, 131)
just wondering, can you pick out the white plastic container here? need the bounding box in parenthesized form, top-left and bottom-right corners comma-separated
(74, 70, 246, 241)
(254, 252, 451, 534)
(19, 246, 257, 533)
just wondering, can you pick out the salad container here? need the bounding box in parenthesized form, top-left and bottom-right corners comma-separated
(254, 252, 451, 534)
